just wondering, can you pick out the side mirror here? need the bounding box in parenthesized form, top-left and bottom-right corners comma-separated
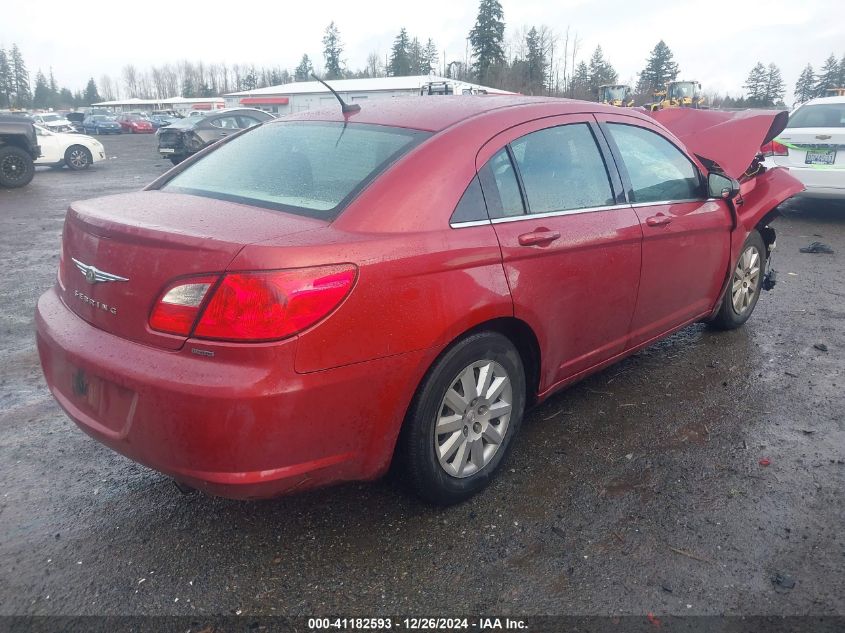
(708, 172, 740, 200)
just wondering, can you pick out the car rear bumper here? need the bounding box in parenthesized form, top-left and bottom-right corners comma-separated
(764, 160, 845, 199)
(35, 287, 430, 499)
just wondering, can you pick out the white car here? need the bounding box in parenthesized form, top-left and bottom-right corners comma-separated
(30, 112, 75, 133)
(34, 125, 105, 170)
(763, 95, 845, 199)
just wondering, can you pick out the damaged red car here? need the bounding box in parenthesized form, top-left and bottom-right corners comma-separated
(35, 97, 803, 504)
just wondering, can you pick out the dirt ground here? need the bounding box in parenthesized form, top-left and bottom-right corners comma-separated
(0, 133, 843, 617)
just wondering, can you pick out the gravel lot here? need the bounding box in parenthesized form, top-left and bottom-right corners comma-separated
(0, 133, 843, 618)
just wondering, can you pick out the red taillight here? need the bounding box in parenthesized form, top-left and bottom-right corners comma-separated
(761, 140, 788, 156)
(149, 275, 219, 336)
(149, 265, 357, 342)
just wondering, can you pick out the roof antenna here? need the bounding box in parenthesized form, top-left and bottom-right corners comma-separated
(311, 74, 360, 114)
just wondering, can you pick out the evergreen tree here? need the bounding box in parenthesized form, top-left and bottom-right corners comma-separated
(815, 54, 840, 96)
(294, 54, 314, 82)
(0, 49, 12, 108)
(838, 53, 845, 89)
(587, 45, 618, 98)
(9, 44, 31, 108)
(83, 78, 100, 104)
(743, 62, 768, 105)
(764, 63, 785, 105)
(409, 37, 423, 75)
(524, 27, 547, 95)
(636, 40, 679, 95)
(322, 21, 344, 79)
(32, 70, 50, 109)
(389, 28, 412, 76)
(571, 61, 590, 99)
(794, 64, 815, 104)
(469, 0, 505, 85)
(422, 39, 439, 75)
(59, 88, 74, 107)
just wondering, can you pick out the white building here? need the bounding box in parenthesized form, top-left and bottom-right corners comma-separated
(224, 75, 513, 116)
(90, 96, 225, 115)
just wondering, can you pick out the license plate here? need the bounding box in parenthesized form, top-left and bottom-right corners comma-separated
(805, 149, 836, 165)
(160, 148, 175, 154)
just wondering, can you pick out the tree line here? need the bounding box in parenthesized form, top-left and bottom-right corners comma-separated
(1, 0, 843, 110)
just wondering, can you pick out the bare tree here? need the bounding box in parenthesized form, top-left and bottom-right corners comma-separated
(122, 64, 138, 98)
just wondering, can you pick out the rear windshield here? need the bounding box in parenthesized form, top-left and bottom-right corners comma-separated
(161, 121, 430, 219)
(787, 103, 845, 128)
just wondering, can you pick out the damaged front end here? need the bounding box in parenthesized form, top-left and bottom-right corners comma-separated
(648, 107, 805, 295)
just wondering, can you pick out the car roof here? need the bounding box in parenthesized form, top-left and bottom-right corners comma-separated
(275, 95, 648, 132)
(801, 95, 845, 106)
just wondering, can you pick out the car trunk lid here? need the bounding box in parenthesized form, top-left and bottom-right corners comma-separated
(60, 191, 326, 350)
(772, 128, 845, 169)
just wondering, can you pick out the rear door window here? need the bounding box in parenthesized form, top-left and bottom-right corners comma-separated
(606, 123, 702, 203)
(510, 124, 615, 213)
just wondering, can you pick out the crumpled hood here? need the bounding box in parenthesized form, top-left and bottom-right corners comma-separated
(646, 108, 788, 179)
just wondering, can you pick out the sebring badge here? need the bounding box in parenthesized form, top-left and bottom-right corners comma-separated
(71, 258, 129, 284)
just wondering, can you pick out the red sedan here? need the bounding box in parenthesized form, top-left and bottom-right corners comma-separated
(36, 97, 802, 504)
(117, 113, 154, 133)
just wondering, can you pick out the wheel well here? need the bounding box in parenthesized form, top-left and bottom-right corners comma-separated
(462, 317, 541, 407)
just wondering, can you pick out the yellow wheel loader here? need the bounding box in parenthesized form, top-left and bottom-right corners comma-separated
(598, 84, 634, 107)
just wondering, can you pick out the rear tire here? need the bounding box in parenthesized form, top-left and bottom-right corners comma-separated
(709, 230, 766, 330)
(400, 331, 526, 505)
(65, 145, 92, 170)
(0, 145, 35, 188)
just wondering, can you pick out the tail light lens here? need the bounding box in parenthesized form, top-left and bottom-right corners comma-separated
(149, 265, 356, 342)
(149, 275, 219, 336)
(761, 140, 788, 156)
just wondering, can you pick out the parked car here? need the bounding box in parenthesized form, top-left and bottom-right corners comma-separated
(82, 115, 122, 135)
(65, 112, 86, 133)
(157, 108, 272, 164)
(116, 113, 154, 134)
(30, 112, 74, 133)
(148, 114, 178, 129)
(36, 97, 802, 504)
(33, 125, 104, 170)
(0, 113, 40, 188)
(762, 95, 845, 199)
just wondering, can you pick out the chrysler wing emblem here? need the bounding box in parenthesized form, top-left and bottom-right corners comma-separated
(815, 134, 832, 140)
(71, 258, 129, 284)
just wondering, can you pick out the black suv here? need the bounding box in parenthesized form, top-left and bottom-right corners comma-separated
(0, 114, 40, 188)
(157, 108, 273, 165)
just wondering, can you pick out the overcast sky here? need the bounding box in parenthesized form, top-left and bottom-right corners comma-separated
(1, 0, 842, 100)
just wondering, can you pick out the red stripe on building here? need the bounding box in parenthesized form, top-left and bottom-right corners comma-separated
(239, 97, 290, 105)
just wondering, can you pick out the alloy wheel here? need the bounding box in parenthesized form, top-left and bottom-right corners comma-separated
(1, 153, 27, 182)
(434, 360, 513, 478)
(731, 245, 761, 314)
(68, 148, 90, 169)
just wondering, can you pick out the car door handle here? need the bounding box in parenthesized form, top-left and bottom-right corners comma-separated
(646, 215, 672, 227)
(518, 230, 561, 246)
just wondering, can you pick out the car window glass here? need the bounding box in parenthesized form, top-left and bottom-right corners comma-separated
(786, 103, 845, 128)
(450, 176, 488, 224)
(510, 124, 614, 213)
(237, 116, 261, 129)
(607, 123, 701, 203)
(162, 122, 430, 219)
(479, 148, 524, 219)
(210, 116, 240, 129)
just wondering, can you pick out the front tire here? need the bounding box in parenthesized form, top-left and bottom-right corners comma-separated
(400, 331, 526, 505)
(0, 145, 35, 188)
(65, 145, 92, 170)
(709, 230, 766, 330)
